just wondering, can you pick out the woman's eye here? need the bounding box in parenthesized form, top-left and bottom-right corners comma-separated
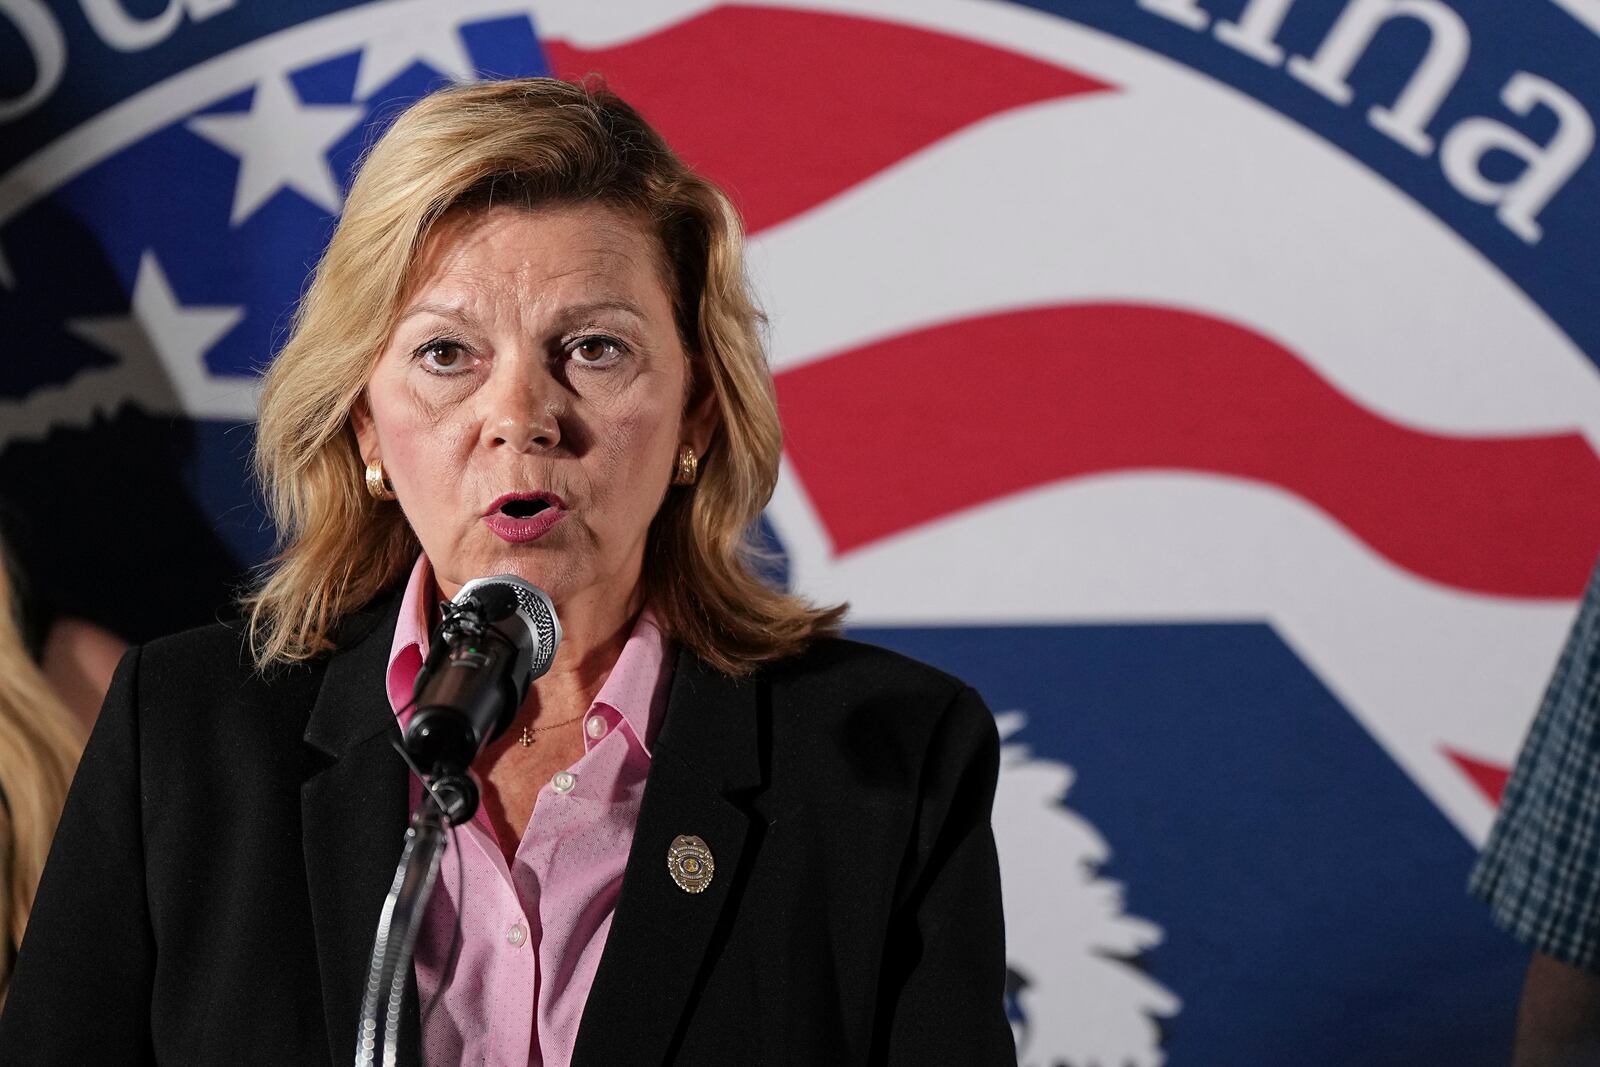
(567, 336, 624, 365)
(414, 340, 470, 374)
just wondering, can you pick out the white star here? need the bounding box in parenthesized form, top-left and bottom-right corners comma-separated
(353, 5, 478, 100)
(65, 251, 255, 421)
(187, 74, 366, 226)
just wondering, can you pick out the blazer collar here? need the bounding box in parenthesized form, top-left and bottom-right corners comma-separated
(302, 593, 405, 760)
(299, 591, 420, 1067)
(573, 647, 763, 1065)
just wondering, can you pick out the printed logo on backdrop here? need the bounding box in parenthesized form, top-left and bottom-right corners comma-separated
(4, 2, 1598, 1064)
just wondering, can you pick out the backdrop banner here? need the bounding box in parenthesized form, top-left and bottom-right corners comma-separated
(4, 2, 1597, 1063)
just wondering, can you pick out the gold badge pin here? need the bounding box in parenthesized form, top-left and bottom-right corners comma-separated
(667, 834, 715, 894)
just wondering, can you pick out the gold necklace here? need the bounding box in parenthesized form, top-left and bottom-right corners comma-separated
(517, 711, 586, 747)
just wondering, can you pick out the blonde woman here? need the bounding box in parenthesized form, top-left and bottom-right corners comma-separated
(0, 548, 81, 1009)
(0, 79, 1012, 1065)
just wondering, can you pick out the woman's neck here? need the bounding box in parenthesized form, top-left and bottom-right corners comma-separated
(524, 614, 633, 725)
(521, 581, 644, 726)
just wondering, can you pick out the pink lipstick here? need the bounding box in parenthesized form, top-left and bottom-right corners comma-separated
(482, 491, 567, 543)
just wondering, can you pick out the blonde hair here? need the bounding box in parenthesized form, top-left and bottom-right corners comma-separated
(247, 78, 842, 674)
(0, 550, 82, 1006)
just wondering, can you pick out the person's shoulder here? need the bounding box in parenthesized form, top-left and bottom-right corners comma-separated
(140, 617, 252, 663)
(757, 636, 989, 747)
(764, 636, 969, 702)
(130, 618, 324, 710)
(746, 638, 996, 804)
(133, 593, 393, 689)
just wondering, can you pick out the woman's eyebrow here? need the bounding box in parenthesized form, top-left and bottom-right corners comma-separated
(398, 302, 476, 326)
(556, 299, 648, 325)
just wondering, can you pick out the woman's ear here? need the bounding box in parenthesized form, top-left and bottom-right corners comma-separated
(351, 392, 377, 462)
(683, 377, 721, 459)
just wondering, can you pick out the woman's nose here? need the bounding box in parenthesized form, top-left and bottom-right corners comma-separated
(481, 360, 562, 452)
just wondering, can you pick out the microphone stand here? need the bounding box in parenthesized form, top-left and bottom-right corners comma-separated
(354, 769, 477, 1067)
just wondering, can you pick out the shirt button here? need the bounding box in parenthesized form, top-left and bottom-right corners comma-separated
(506, 923, 527, 948)
(585, 715, 608, 740)
(552, 770, 577, 795)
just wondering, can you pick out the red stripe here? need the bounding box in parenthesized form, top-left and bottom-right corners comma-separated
(544, 7, 1109, 233)
(776, 304, 1600, 599)
(1444, 749, 1512, 806)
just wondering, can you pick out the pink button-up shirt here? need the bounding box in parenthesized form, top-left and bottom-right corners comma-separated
(385, 556, 671, 1067)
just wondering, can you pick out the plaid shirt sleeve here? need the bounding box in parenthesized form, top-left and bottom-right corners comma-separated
(1471, 556, 1600, 972)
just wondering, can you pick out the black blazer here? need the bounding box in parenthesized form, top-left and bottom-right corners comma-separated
(0, 593, 1014, 1066)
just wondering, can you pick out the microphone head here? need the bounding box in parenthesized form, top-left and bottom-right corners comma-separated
(454, 574, 562, 681)
(405, 575, 563, 781)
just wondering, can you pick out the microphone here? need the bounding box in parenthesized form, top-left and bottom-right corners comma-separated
(403, 574, 561, 784)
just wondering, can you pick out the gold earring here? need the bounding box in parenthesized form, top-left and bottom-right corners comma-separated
(365, 458, 397, 501)
(671, 445, 698, 487)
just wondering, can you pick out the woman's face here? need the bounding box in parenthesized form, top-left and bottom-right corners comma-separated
(354, 202, 714, 619)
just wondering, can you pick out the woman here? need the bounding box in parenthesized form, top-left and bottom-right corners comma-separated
(0, 543, 83, 1008)
(0, 79, 1013, 1065)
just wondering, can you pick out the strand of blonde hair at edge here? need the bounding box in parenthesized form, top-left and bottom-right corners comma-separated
(0, 557, 83, 1007)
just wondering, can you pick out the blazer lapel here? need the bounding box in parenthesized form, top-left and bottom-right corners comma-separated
(300, 595, 418, 1067)
(572, 649, 764, 1066)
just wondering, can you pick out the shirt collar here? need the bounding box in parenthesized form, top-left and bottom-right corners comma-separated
(383, 554, 672, 754)
(384, 554, 434, 724)
(591, 608, 671, 756)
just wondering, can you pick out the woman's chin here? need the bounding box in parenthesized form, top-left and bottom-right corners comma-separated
(432, 551, 567, 603)
(480, 555, 583, 603)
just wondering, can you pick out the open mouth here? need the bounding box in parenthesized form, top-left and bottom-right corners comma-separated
(486, 491, 566, 522)
(483, 493, 566, 542)
(500, 498, 551, 519)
